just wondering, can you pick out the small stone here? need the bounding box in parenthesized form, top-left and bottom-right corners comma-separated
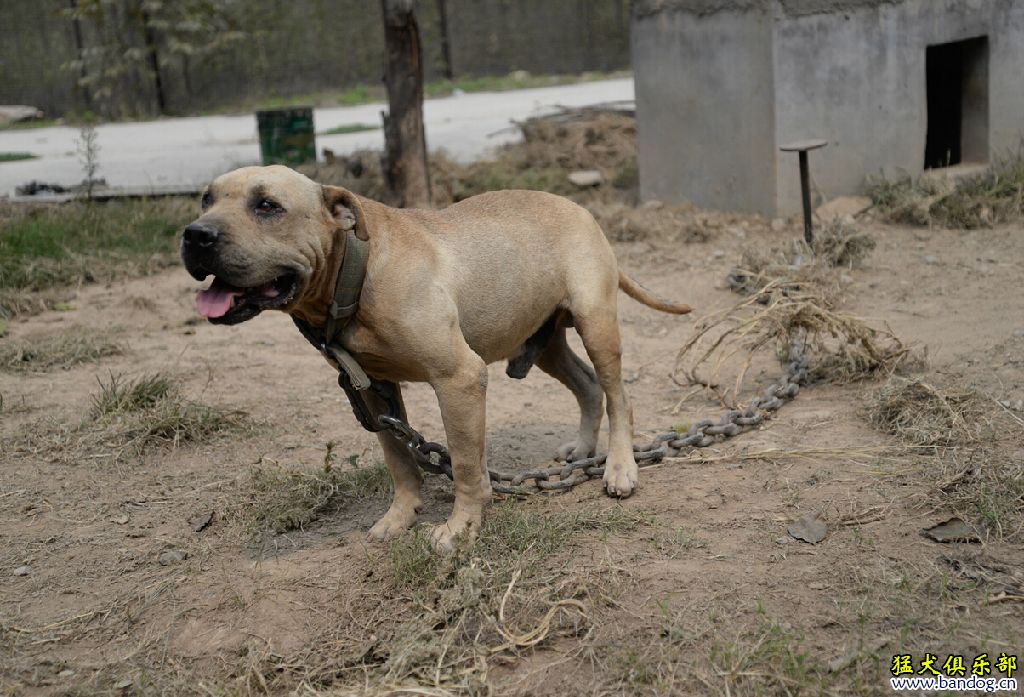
(567, 169, 602, 187)
(839, 273, 854, 285)
(13, 565, 31, 577)
(158, 549, 187, 566)
(712, 249, 726, 259)
(641, 199, 664, 210)
(770, 218, 786, 232)
(923, 255, 939, 265)
(1013, 328, 1024, 338)
(808, 581, 826, 590)
(58, 670, 74, 678)
(727, 225, 746, 239)
(774, 536, 790, 545)
(188, 511, 214, 533)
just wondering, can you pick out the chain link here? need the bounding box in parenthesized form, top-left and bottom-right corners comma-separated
(373, 344, 810, 496)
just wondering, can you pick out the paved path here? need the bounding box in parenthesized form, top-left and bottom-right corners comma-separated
(0, 79, 633, 197)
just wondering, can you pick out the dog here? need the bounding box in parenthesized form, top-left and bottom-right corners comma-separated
(181, 165, 691, 550)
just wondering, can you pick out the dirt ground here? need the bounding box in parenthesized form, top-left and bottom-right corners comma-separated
(2, 211, 1022, 696)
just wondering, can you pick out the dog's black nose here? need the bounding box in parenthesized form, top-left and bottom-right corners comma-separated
(183, 222, 219, 248)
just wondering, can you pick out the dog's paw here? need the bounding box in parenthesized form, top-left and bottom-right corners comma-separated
(556, 440, 597, 462)
(367, 507, 418, 541)
(430, 516, 479, 553)
(603, 461, 638, 498)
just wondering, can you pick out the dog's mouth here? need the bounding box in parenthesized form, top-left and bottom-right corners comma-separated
(195, 273, 300, 325)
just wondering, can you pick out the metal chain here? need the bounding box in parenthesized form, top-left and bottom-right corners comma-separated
(374, 344, 811, 496)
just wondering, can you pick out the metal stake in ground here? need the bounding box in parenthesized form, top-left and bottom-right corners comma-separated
(780, 139, 827, 246)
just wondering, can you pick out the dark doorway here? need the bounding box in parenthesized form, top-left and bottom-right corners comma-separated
(925, 36, 989, 169)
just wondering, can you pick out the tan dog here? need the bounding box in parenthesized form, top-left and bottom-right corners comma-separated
(181, 165, 691, 550)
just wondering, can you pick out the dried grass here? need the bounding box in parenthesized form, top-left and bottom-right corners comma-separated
(0, 329, 122, 372)
(867, 151, 1024, 229)
(869, 376, 980, 446)
(11, 373, 253, 463)
(239, 502, 646, 695)
(301, 106, 639, 210)
(675, 279, 913, 406)
(727, 220, 874, 296)
(236, 450, 392, 535)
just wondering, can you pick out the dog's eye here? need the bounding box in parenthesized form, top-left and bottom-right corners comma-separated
(255, 198, 282, 215)
(201, 192, 212, 209)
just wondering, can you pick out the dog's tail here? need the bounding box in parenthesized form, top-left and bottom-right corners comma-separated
(618, 271, 693, 315)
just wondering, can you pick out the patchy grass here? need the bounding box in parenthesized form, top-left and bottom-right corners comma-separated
(0, 330, 122, 372)
(706, 611, 821, 697)
(869, 376, 980, 446)
(237, 445, 392, 535)
(0, 199, 191, 317)
(238, 500, 648, 693)
(318, 122, 379, 136)
(728, 220, 875, 296)
(302, 105, 638, 208)
(867, 153, 1024, 228)
(0, 118, 58, 131)
(939, 449, 1024, 540)
(0, 152, 37, 162)
(86, 372, 252, 455)
(89, 372, 174, 417)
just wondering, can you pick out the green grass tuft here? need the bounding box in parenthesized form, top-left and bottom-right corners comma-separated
(318, 122, 380, 136)
(0, 152, 38, 162)
(88, 372, 253, 453)
(239, 455, 392, 535)
(90, 373, 175, 417)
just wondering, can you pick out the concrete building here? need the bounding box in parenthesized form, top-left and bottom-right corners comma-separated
(631, 0, 1024, 216)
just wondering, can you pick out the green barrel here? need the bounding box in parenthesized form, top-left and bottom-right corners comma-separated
(256, 107, 316, 166)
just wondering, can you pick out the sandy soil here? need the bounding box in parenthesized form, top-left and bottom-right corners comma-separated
(1, 214, 1022, 695)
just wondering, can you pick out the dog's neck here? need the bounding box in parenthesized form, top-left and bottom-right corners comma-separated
(288, 224, 360, 329)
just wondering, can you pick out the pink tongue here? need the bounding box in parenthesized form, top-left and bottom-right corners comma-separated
(196, 286, 241, 318)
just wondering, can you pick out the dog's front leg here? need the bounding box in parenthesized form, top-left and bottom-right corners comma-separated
(363, 383, 424, 541)
(429, 353, 491, 552)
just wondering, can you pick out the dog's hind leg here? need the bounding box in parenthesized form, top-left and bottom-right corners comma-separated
(536, 327, 603, 462)
(572, 295, 638, 498)
(363, 383, 424, 541)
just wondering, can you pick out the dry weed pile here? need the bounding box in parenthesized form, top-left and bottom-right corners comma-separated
(869, 377, 980, 446)
(302, 106, 639, 209)
(675, 279, 912, 406)
(868, 152, 1024, 229)
(728, 219, 874, 296)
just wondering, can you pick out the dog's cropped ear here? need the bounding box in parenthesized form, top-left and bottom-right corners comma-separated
(322, 185, 370, 241)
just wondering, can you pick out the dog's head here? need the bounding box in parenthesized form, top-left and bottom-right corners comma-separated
(181, 165, 367, 325)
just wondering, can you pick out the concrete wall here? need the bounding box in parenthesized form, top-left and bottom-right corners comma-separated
(773, 0, 1024, 213)
(633, 0, 1024, 216)
(633, 6, 777, 213)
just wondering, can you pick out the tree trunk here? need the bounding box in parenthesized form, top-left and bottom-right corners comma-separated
(138, 1, 168, 115)
(66, 0, 94, 113)
(435, 0, 454, 80)
(381, 0, 431, 208)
